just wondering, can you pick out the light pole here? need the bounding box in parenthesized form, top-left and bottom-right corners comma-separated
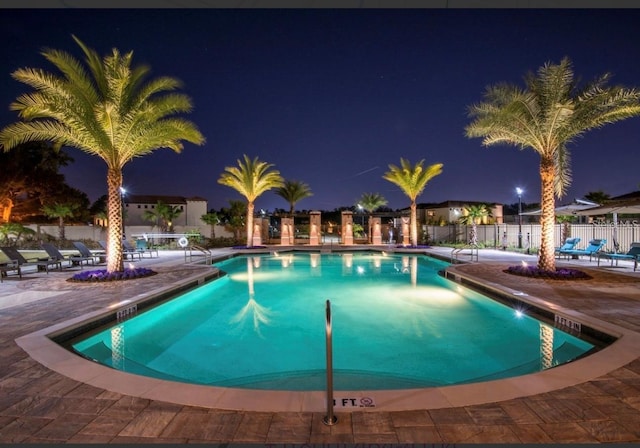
(357, 204, 364, 227)
(516, 187, 523, 249)
(120, 187, 126, 239)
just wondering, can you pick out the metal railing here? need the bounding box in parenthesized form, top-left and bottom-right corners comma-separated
(323, 299, 337, 426)
(451, 244, 479, 262)
(184, 244, 212, 265)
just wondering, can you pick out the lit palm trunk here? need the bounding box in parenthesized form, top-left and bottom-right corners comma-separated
(107, 169, 125, 272)
(538, 157, 556, 271)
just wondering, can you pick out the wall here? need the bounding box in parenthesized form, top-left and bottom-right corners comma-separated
(27, 223, 233, 242)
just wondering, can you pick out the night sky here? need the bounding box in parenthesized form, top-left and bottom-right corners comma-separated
(1, 7, 640, 212)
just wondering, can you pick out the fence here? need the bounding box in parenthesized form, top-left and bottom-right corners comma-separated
(426, 221, 640, 253)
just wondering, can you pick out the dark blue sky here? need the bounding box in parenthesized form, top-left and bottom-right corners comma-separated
(1, 8, 640, 211)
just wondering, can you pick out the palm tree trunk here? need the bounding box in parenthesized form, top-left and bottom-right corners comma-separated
(538, 156, 557, 271)
(106, 168, 125, 272)
(58, 216, 65, 241)
(470, 223, 477, 245)
(410, 201, 418, 247)
(246, 202, 254, 248)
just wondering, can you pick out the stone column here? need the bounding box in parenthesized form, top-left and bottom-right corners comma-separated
(280, 217, 293, 246)
(371, 217, 382, 245)
(401, 216, 410, 246)
(309, 211, 321, 246)
(341, 211, 353, 245)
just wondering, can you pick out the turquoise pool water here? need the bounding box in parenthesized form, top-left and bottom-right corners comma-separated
(72, 252, 595, 390)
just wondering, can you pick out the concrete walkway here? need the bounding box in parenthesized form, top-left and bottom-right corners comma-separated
(1, 246, 640, 443)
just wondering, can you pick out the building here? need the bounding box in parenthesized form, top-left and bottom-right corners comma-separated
(416, 200, 504, 225)
(123, 194, 208, 228)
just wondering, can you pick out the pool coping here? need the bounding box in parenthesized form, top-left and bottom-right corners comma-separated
(14, 252, 640, 413)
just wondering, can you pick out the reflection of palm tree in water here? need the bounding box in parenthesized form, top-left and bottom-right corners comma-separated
(230, 257, 272, 337)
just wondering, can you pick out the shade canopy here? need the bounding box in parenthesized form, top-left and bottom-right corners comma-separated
(520, 199, 599, 216)
(575, 198, 640, 216)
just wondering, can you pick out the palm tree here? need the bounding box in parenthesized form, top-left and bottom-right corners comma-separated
(221, 200, 247, 242)
(42, 202, 76, 241)
(465, 57, 640, 271)
(158, 203, 182, 233)
(275, 179, 313, 216)
(584, 190, 610, 205)
(358, 192, 388, 243)
(458, 204, 493, 246)
(0, 36, 205, 273)
(201, 211, 220, 240)
(383, 158, 443, 247)
(218, 155, 284, 248)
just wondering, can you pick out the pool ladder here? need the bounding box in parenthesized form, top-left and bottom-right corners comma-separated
(323, 299, 337, 425)
(184, 244, 212, 265)
(451, 244, 479, 263)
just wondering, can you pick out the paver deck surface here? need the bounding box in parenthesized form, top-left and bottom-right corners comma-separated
(1, 246, 639, 443)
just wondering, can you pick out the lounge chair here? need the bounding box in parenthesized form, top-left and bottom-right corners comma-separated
(0, 257, 21, 283)
(135, 238, 159, 258)
(559, 238, 607, 261)
(0, 246, 62, 281)
(72, 241, 104, 265)
(42, 243, 93, 269)
(98, 240, 141, 261)
(122, 239, 143, 260)
(597, 243, 640, 271)
(554, 237, 581, 258)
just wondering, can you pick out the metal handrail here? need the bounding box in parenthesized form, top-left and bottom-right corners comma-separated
(323, 299, 337, 426)
(451, 244, 479, 262)
(184, 244, 212, 265)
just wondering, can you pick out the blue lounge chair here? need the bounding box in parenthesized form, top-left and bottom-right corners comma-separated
(554, 237, 581, 258)
(559, 238, 607, 261)
(597, 243, 640, 271)
(135, 238, 159, 258)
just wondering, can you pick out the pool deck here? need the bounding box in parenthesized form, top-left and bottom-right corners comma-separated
(1, 245, 640, 443)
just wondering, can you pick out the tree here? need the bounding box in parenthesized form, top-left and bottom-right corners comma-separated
(0, 141, 73, 223)
(158, 203, 182, 233)
(458, 204, 493, 246)
(465, 57, 640, 271)
(218, 155, 284, 247)
(143, 201, 182, 233)
(201, 211, 220, 240)
(0, 35, 205, 273)
(382, 158, 443, 247)
(584, 190, 611, 205)
(0, 222, 36, 246)
(42, 202, 77, 240)
(358, 192, 388, 243)
(275, 179, 313, 216)
(220, 200, 247, 242)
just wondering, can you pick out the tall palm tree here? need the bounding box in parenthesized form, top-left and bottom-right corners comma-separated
(358, 192, 388, 243)
(218, 155, 284, 248)
(0, 36, 205, 273)
(42, 202, 77, 241)
(458, 204, 493, 246)
(275, 179, 313, 216)
(383, 158, 443, 247)
(465, 57, 640, 271)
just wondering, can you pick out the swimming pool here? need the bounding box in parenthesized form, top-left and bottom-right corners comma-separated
(69, 252, 596, 391)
